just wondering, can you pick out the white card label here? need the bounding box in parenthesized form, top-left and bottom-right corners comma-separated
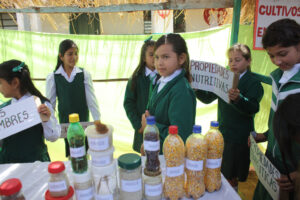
(186, 159, 204, 171)
(121, 179, 142, 192)
(144, 140, 160, 151)
(48, 181, 67, 192)
(88, 137, 109, 151)
(145, 183, 162, 197)
(96, 194, 114, 200)
(166, 164, 184, 177)
(70, 146, 85, 158)
(206, 158, 222, 169)
(75, 187, 94, 200)
(92, 155, 112, 167)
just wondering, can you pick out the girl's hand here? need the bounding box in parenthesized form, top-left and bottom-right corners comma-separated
(228, 88, 240, 102)
(276, 172, 299, 191)
(94, 120, 108, 134)
(139, 110, 151, 134)
(38, 104, 51, 122)
(248, 133, 267, 147)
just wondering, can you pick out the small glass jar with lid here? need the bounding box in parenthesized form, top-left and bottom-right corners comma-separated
(143, 170, 162, 200)
(118, 153, 142, 200)
(72, 170, 94, 200)
(0, 178, 25, 200)
(85, 124, 113, 152)
(48, 161, 70, 197)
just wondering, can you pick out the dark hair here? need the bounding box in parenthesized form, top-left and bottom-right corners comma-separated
(130, 40, 155, 91)
(154, 33, 191, 82)
(262, 18, 300, 49)
(273, 93, 300, 177)
(55, 39, 78, 71)
(227, 43, 252, 71)
(0, 59, 48, 102)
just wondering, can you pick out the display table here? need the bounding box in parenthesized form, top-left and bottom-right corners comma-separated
(0, 157, 241, 200)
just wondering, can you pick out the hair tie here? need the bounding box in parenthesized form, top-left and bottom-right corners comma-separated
(12, 62, 25, 72)
(144, 36, 152, 43)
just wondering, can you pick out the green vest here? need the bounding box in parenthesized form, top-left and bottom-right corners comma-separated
(0, 100, 50, 164)
(54, 69, 89, 123)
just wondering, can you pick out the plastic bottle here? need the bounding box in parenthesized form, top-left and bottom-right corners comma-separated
(0, 178, 25, 200)
(185, 125, 207, 199)
(163, 125, 185, 200)
(143, 116, 160, 175)
(67, 113, 88, 173)
(204, 121, 224, 192)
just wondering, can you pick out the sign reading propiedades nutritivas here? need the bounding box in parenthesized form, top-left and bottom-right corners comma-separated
(254, 0, 300, 50)
(250, 135, 280, 200)
(0, 96, 42, 140)
(190, 60, 236, 103)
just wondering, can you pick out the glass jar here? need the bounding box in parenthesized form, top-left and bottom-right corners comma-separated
(85, 124, 113, 152)
(118, 153, 142, 200)
(143, 172, 162, 200)
(0, 178, 25, 200)
(48, 161, 70, 197)
(92, 160, 118, 200)
(45, 186, 74, 200)
(73, 171, 94, 200)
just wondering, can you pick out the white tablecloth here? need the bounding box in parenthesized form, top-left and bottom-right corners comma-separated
(0, 157, 241, 200)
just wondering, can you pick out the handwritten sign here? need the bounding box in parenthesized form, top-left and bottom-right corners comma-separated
(60, 122, 93, 138)
(190, 60, 236, 103)
(250, 135, 280, 200)
(0, 96, 42, 140)
(254, 0, 300, 50)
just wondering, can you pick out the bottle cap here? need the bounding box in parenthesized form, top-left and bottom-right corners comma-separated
(211, 121, 219, 127)
(146, 116, 155, 125)
(48, 161, 65, 174)
(45, 186, 74, 200)
(118, 153, 141, 170)
(69, 113, 80, 123)
(169, 125, 178, 134)
(193, 125, 201, 133)
(0, 178, 22, 196)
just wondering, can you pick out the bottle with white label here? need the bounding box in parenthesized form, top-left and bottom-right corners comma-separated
(143, 116, 160, 174)
(67, 113, 88, 173)
(185, 125, 207, 199)
(143, 172, 162, 200)
(48, 161, 70, 197)
(73, 170, 95, 200)
(163, 125, 185, 200)
(204, 121, 224, 192)
(118, 153, 142, 200)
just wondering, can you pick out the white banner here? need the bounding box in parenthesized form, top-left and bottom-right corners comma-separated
(254, 0, 300, 50)
(190, 60, 236, 103)
(60, 122, 93, 138)
(0, 96, 41, 140)
(250, 135, 280, 200)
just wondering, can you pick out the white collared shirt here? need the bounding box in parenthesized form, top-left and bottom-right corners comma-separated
(279, 63, 300, 84)
(46, 65, 101, 121)
(239, 70, 247, 79)
(145, 67, 158, 84)
(157, 69, 182, 93)
(11, 93, 61, 142)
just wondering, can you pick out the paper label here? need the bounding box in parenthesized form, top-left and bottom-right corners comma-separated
(96, 194, 114, 200)
(121, 179, 142, 192)
(186, 159, 204, 171)
(206, 158, 222, 169)
(48, 181, 67, 192)
(88, 137, 109, 151)
(92, 155, 112, 167)
(70, 146, 86, 158)
(166, 164, 184, 177)
(75, 187, 94, 200)
(145, 183, 162, 197)
(144, 140, 160, 151)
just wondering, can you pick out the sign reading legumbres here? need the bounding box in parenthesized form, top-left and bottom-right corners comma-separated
(254, 0, 300, 50)
(190, 60, 236, 103)
(0, 96, 42, 140)
(250, 135, 280, 200)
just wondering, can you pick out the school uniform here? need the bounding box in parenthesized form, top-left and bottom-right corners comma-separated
(148, 69, 196, 154)
(0, 93, 60, 163)
(253, 64, 300, 200)
(195, 70, 264, 181)
(46, 65, 100, 156)
(123, 67, 158, 152)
